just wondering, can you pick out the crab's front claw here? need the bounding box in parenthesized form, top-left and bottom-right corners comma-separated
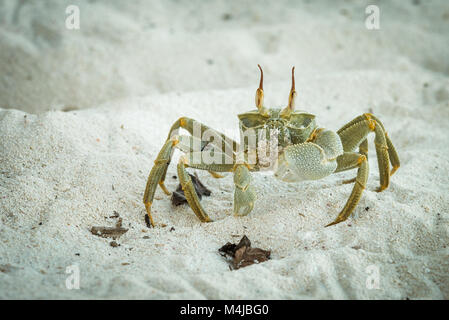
(274, 143, 338, 183)
(234, 184, 256, 216)
(274, 152, 300, 183)
(233, 164, 256, 216)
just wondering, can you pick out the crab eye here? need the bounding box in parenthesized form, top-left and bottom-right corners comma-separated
(286, 113, 316, 143)
(238, 112, 267, 129)
(288, 113, 314, 129)
(240, 118, 265, 129)
(289, 117, 312, 129)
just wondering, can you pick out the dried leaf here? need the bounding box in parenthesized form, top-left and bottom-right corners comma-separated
(236, 235, 251, 249)
(219, 235, 271, 270)
(233, 247, 271, 269)
(90, 225, 128, 240)
(171, 173, 211, 206)
(219, 235, 251, 257)
(110, 241, 119, 247)
(218, 242, 237, 257)
(0, 264, 20, 273)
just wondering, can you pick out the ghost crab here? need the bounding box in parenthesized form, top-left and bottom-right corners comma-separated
(143, 65, 400, 227)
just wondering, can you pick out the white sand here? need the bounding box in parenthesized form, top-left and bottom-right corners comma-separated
(1, 0, 449, 299)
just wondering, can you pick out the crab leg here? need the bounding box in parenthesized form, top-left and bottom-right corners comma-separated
(370, 114, 400, 176)
(233, 164, 257, 216)
(180, 153, 256, 217)
(182, 151, 235, 172)
(337, 113, 399, 192)
(154, 117, 239, 185)
(359, 138, 368, 159)
(177, 158, 212, 223)
(326, 152, 369, 227)
(167, 117, 239, 154)
(143, 133, 236, 226)
(142, 135, 207, 226)
(339, 138, 369, 185)
(143, 136, 179, 227)
(180, 160, 258, 218)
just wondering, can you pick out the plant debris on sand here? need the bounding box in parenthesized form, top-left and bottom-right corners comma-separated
(90, 217, 128, 240)
(171, 173, 211, 206)
(219, 235, 271, 270)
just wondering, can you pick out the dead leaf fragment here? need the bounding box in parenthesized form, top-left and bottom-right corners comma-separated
(0, 264, 20, 273)
(219, 235, 271, 270)
(234, 247, 271, 269)
(110, 241, 120, 247)
(90, 226, 128, 239)
(171, 173, 211, 206)
(109, 211, 120, 218)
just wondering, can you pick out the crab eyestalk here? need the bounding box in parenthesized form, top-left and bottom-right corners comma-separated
(255, 64, 269, 116)
(280, 66, 297, 118)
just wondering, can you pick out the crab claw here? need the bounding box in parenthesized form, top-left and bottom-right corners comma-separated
(234, 184, 256, 216)
(233, 164, 256, 216)
(274, 142, 338, 182)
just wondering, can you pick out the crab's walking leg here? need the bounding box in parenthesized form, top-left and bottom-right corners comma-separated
(340, 137, 367, 185)
(143, 136, 179, 227)
(154, 117, 239, 186)
(359, 139, 368, 159)
(177, 158, 212, 223)
(143, 132, 236, 226)
(143, 116, 238, 226)
(233, 164, 257, 216)
(167, 117, 239, 151)
(179, 155, 257, 218)
(326, 152, 369, 227)
(337, 113, 399, 192)
(177, 150, 237, 221)
(371, 114, 400, 176)
(341, 138, 369, 185)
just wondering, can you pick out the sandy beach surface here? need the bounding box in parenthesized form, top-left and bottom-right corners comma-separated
(1, 0, 448, 299)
